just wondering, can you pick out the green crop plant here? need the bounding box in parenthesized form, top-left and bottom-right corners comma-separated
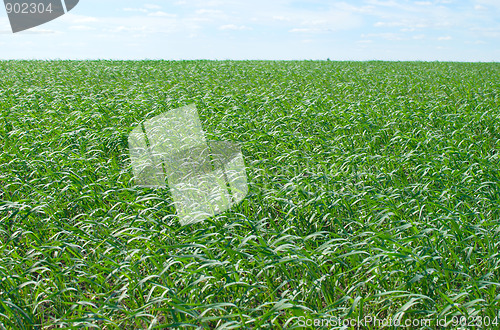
(0, 60, 499, 329)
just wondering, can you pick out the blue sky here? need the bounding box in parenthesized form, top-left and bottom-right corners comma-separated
(0, 0, 499, 61)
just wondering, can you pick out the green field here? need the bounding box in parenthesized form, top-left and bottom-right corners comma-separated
(1, 60, 499, 329)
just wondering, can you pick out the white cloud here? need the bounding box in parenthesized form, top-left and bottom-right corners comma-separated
(280, 9, 363, 34)
(272, 16, 292, 22)
(148, 11, 177, 18)
(465, 40, 486, 44)
(365, 0, 400, 7)
(469, 26, 500, 38)
(94, 15, 188, 36)
(106, 26, 148, 33)
(374, 20, 429, 29)
(123, 8, 148, 13)
(290, 28, 323, 33)
(69, 25, 96, 31)
(16, 29, 56, 34)
(361, 32, 405, 41)
(219, 24, 251, 31)
(175, 0, 228, 7)
(374, 21, 402, 27)
(335, 2, 377, 14)
(196, 9, 223, 15)
(63, 15, 98, 24)
(476, 0, 500, 10)
(144, 4, 162, 10)
(438, 36, 452, 40)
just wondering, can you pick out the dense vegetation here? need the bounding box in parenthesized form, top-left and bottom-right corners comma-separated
(0, 60, 499, 329)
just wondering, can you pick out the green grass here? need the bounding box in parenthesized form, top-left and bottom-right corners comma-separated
(0, 60, 499, 329)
